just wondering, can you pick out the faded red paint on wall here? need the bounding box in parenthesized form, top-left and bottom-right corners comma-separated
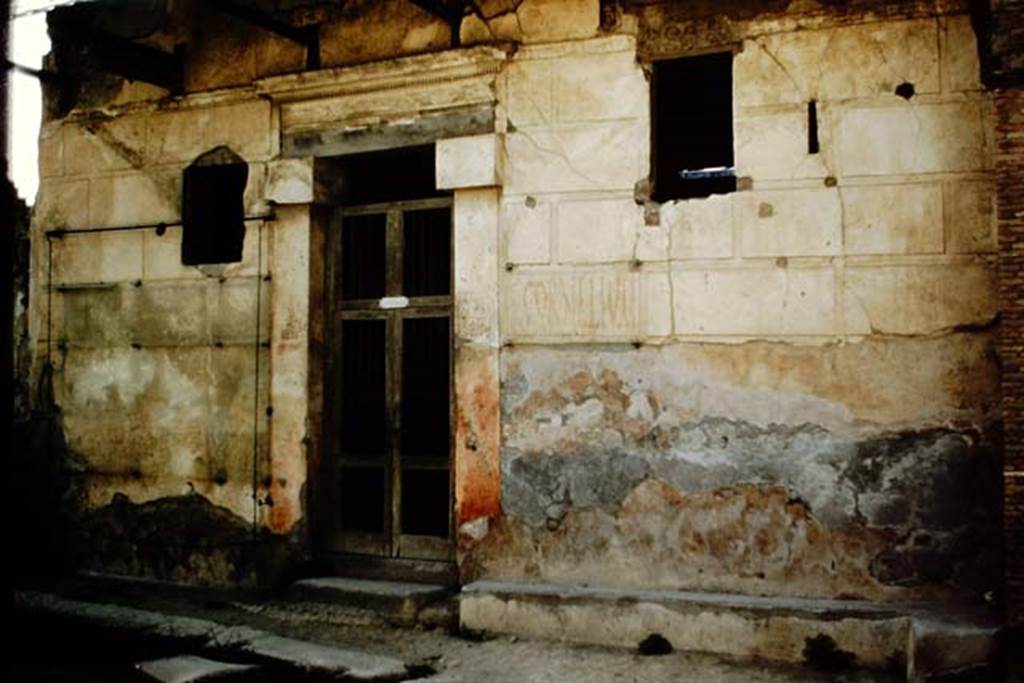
(454, 346, 501, 526)
(268, 479, 296, 533)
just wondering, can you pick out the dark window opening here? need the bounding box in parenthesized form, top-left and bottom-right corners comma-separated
(181, 146, 248, 265)
(651, 51, 735, 202)
(808, 100, 820, 154)
(330, 144, 443, 206)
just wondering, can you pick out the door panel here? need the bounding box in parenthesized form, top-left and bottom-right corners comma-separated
(340, 213, 386, 301)
(401, 315, 451, 460)
(403, 208, 451, 297)
(339, 319, 387, 459)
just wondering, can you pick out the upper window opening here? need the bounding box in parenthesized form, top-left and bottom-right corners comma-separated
(181, 146, 248, 265)
(651, 51, 735, 202)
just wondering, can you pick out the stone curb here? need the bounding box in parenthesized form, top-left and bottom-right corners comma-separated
(14, 590, 410, 682)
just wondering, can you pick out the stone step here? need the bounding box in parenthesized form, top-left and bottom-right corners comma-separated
(459, 581, 999, 681)
(287, 577, 454, 626)
(136, 655, 259, 682)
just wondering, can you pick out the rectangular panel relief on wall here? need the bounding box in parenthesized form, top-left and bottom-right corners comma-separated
(503, 269, 642, 341)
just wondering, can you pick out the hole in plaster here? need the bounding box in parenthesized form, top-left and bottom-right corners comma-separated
(808, 100, 820, 154)
(895, 82, 915, 100)
(638, 634, 674, 656)
(803, 634, 857, 672)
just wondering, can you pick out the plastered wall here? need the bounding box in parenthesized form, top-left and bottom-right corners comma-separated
(25, 0, 1002, 599)
(471, 2, 1001, 602)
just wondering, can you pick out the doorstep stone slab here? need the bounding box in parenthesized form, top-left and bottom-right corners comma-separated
(136, 655, 257, 682)
(288, 577, 451, 623)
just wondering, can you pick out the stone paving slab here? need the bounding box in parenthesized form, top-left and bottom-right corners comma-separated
(135, 655, 257, 682)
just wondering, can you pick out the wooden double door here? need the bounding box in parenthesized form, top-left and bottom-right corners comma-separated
(325, 197, 453, 561)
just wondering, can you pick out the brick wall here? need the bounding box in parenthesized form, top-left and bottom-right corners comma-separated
(990, 0, 1024, 626)
(997, 87, 1024, 623)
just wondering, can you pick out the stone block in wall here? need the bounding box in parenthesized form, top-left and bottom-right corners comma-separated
(52, 231, 144, 285)
(265, 158, 317, 205)
(503, 196, 552, 264)
(556, 197, 642, 264)
(504, 122, 646, 194)
(738, 189, 841, 258)
(455, 189, 501, 347)
(734, 19, 940, 107)
(843, 263, 997, 335)
(88, 171, 180, 229)
(734, 110, 832, 181)
(142, 221, 264, 281)
(146, 110, 209, 164)
(507, 43, 645, 128)
(946, 180, 997, 254)
(502, 267, 646, 341)
(665, 194, 734, 260)
(842, 183, 944, 255)
(266, 339, 308, 533)
(65, 116, 147, 175)
(506, 60, 554, 127)
(319, 0, 448, 68)
(58, 278, 269, 348)
(269, 206, 311, 346)
(280, 78, 496, 135)
(672, 265, 837, 337)
(837, 101, 988, 176)
(641, 268, 672, 338)
(635, 223, 669, 263)
(941, 15, 983, 93)
(146, 101, 272, 164)
(459, 13, 494, 46)
(208, 278, 267, 345)
(437, 134, 505, 189)
(516, 0, 599, 45)
(254, 30, 307, 80)
(186, 8, 257, 91)
(553, 50, 646, 123)
(243, 163, 270, 218)
(33, 178, 89, 230)
(39, 124, 64, 178)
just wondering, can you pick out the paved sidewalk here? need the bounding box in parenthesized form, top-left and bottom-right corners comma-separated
(13, 576, 899, 682)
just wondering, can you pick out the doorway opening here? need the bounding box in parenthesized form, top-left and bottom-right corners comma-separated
(322, 145, 454, 564)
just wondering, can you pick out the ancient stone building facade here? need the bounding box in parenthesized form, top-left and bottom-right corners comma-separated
(18, 0, 1018, 655)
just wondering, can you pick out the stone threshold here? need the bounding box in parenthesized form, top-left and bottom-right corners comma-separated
(459, 580, 1000, 682)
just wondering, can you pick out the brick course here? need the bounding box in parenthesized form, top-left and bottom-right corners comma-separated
(997, 86, 1024, 623)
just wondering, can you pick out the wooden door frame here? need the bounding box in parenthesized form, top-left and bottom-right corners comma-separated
(323, 196, 454, 562)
